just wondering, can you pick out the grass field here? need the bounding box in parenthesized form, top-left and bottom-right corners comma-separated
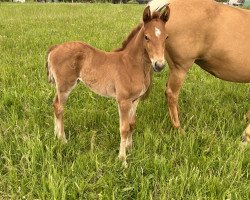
(1, 3, 250, 199)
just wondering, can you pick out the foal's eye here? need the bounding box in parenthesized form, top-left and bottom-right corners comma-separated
(166, 35, 169, 40)
(144, 35, 149, 41)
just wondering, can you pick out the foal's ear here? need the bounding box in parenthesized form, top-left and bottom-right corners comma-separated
(143, 6, 151, 23)
(160, 5, 170, 23)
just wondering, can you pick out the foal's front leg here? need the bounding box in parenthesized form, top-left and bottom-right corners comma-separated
(117, 99, 132, 167)
(126, 99, 139, 149)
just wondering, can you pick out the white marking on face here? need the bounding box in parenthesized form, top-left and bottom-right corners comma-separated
(155, 27, 161, 37)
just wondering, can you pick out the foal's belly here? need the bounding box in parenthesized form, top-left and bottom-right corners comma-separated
(79, 77, 116, 98)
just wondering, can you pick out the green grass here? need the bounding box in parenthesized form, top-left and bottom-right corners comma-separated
(1, 3, 250, 199)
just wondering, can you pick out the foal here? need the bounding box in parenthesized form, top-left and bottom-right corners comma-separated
(46, 6, 170, 166)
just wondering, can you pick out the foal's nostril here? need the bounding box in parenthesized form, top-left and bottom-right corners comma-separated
(153, 60, 166, 72)
(156, 60, 165, 68)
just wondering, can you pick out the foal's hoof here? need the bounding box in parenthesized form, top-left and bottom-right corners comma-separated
(178, 127, 185, 134)
(245, 111, 250, 121)
(242, 124, 250, 143)
(122, 160, 128, 168)
(242, 130, 250, 144)
(62, 138, 68, 144)
(118, 154, 128, 168)
(57, 136, 68, 144)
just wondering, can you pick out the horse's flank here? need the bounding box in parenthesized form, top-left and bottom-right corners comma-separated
(165, 0, 250, 82)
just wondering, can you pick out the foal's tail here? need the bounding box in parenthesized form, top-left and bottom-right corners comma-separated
(45, 45, 58, 84)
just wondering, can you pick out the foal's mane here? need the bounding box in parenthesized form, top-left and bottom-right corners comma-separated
(113, 23, 143, 52)
(113, 13, 162, 52)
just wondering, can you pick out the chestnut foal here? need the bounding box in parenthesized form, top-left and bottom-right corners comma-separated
(46, 6, 170, 167)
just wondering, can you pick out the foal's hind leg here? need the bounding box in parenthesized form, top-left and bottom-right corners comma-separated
(53, 81, 76, 143)
(126, 99, 139, 149)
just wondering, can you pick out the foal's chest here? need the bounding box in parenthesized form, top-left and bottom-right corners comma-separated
(138, 70, 151, 97)
(139, 84, 148, 96)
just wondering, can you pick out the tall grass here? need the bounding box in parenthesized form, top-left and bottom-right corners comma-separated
(0, 3, 250, 199)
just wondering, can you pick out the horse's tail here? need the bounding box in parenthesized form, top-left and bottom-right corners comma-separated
(45, 45, 58, 84)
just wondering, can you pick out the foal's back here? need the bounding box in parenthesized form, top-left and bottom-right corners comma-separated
(48, 41, 107, 77)
(47, 42, 121, 97)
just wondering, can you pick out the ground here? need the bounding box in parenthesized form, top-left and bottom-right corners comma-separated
(0, 3, 250, 199)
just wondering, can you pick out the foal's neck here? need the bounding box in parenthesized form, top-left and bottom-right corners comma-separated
(124, 28, 151, 67)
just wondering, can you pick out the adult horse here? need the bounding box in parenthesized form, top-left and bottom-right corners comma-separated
(149, 0, 250, 141)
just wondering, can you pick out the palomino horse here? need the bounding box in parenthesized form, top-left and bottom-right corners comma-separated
(46, 6, 170, 167)
(149, 0, 250, 141)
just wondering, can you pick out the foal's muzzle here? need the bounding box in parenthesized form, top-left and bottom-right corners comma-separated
(152, 60, 166, 72)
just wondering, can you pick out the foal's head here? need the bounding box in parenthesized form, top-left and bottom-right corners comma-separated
(142, 6, 170, 72)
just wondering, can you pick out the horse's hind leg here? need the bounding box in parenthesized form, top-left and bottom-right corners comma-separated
(53, 81, 77, 143)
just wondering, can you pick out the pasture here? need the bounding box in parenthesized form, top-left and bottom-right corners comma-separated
(0, 3, 250, 199)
